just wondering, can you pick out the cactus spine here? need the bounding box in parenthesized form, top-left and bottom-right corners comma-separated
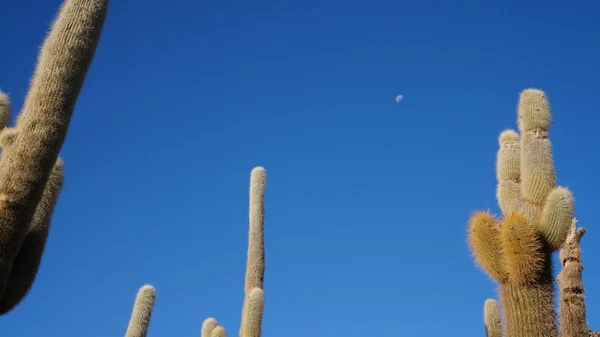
(0, 0, 108, 314)
(468, 89, 575, 337)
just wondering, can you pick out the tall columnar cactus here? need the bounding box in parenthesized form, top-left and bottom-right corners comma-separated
(124, 285, 157, 337)
(468, 89, 575, 337)
(557, 219, 588, 337)
(119, 167, 267, 337)
(0, 0, 108, 314)
(203, 167, 266, 337)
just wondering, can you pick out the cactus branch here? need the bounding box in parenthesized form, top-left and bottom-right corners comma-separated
(0, 0, 108, 301)
(124, 285, 156, 337)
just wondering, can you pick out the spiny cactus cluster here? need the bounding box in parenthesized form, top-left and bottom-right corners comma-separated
(4, 1, 599, 337)
(122, 167, 267, 337)
(0, 0, 108, 315)
(467, 89, 596, 337)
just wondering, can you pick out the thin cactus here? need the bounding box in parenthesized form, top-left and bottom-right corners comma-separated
(557, 219, 588, 337)
(124, 285, 156, 337)
(208, 166, 266, 337)
(115, 167, 267, 337)
(0, 0, 108, 313)
(484, 299, 502, 337)
(468, 89, 575, 337)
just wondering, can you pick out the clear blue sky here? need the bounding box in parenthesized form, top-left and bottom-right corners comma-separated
(2, 0, 600, 336)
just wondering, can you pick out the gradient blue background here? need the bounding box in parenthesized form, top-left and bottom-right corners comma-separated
(2, 0, 599, 336)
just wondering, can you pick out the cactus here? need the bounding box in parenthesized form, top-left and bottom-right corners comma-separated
(484, 299, 501, 337)
(119, 167, 267, 337)
(0, 0, 108, 314)
(206, 166, 267, 337)
(124, 285, 156, 337)
(467, 89, 575, 336)
(557, 219, 589, 337)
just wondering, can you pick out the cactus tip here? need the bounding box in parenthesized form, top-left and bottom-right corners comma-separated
(498, 129, 519, 145)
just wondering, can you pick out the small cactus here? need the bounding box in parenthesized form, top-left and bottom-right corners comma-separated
(484, 299, 501, 337)
(0, 0, 108, 314)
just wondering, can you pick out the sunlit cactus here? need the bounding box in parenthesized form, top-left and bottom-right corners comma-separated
(484, 299, 501, 337)
(117, 167, 267, 337)
(0, 0, 108, 314)
(557, 219, 589, 337)
(212, 166, 267, 337)
(467, 89, 589, 337)
(124, 285, 156, 337)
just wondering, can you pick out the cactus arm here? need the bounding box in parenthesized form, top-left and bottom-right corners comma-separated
(496, 129, 521, 215)
(201, 318, 219, 337)
(0, 159, 64, 314)
(124, 285, 156, 337)
(211, 326, 227, 337)
(468, 211, 507, 282)
(539, 187, 575, 251)
(0, 0, 108, 300)
(484, 299, 502, 337)
(242, 288, 264, 337)
(240, 167, 266, 337)
(517, 89, 556, 209)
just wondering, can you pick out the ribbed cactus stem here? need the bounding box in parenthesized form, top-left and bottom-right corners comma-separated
(242, 288, 264, 337)
(517, 89, 556, 208)
(496, 129, 521, 215)
(484, 299, 502, 337)
(0, 158, 64, 314)
(124, 285, 156, 337)
(0, 0, 108, 302)
(240, 167, 266, 337)
(500, 269, 557, 337)
(557, 219, 588, 337)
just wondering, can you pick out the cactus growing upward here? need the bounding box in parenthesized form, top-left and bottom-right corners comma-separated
(205, 166, 267, 337)
(124, 285, 157, 337)
(484, 299, 501, 337)
(0, 0, 108, 314)
(468, 89, 575, 337)
(120, 167, 267, 337)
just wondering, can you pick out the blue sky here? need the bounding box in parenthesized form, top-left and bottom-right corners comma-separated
(2, 0, 600, 335)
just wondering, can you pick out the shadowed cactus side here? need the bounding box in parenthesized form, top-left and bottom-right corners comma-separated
(467, 89, 576, 337)
(0, 0, 108, 314)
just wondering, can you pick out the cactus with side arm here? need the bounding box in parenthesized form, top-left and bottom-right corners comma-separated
(0, 0, 108, 314)
(468, 89, 578, 336)
(468, 89, 600, 336)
